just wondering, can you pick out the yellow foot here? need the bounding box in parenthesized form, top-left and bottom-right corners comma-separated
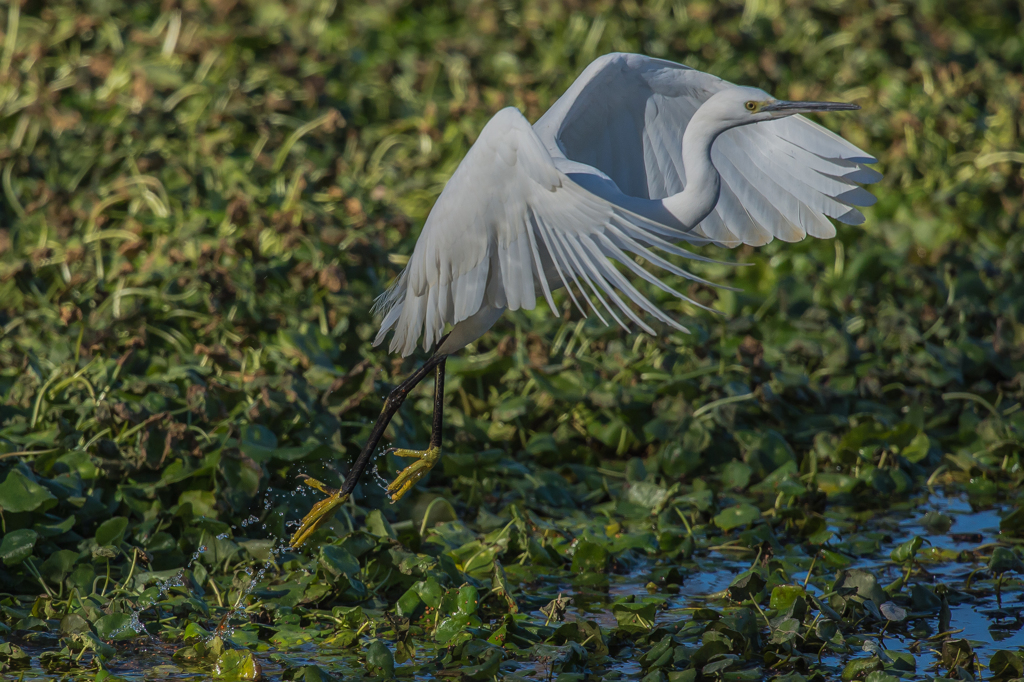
(289, 475, 350, 548)
(386, 446, 440, 502)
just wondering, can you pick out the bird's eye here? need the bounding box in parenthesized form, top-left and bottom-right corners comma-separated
(745, 101, 758, 112)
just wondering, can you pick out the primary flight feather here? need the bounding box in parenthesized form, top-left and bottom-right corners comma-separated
(290, 52, 879, 547)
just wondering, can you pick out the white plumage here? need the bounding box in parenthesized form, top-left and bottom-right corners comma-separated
(372, 53, 879, 358)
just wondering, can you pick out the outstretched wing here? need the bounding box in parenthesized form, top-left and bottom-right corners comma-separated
(533, 53, 880, 246)
(373, 107, 717, 357)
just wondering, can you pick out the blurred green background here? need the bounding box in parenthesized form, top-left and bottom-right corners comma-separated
(1, 0, 1024, 677)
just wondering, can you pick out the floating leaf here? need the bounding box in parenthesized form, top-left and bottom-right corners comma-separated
(728, 570, 766, 601)
(570, 539, 608, 574)
(41, 550, 79, 584)
(0, 469, 57, 513)
(713, 503, 761, 531)
(365, 510, 396, 539)
(95, 517, 129, 546)
(0, 529, 38, 566)
(879, 601, 907, 622)
(840, 570, 887, 607)
(989, 547, 1024, 575)
(842, 656, 883, 681)
(890, 536, 924, 564)
(1000, 507, 1024, 536)
(610, 601, 657, 633)
(320, 545, 360, 578)
(216, 649, 262, 680)
(364, 640, 395, 678)
(989, 650, 1024, 679)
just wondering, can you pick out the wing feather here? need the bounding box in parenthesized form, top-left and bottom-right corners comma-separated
(533, 52, 878, 247)
(374, 53, 880, 356)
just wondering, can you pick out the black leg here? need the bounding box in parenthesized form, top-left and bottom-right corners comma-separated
(290, 341, 450, 548)
(340, 351, 447, 497)
(430, 358, 446, 450)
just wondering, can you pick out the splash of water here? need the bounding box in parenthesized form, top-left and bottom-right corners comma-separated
(209, 544, 287, 641)
(110, 545, 207, 639)
(111, 491, 297, 645)
(371, 464, 390, 492)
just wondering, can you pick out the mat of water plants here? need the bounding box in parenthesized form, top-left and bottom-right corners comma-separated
(2, 1, 1024, 680)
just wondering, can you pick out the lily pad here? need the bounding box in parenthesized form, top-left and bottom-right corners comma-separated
(713, 503, 761, 531)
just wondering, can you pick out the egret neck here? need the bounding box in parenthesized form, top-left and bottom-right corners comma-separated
(661, 104, 730, 229)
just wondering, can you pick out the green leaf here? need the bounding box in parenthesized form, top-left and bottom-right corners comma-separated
(769, 617, 801, 644)
(396, 587, 423, 619)
(320, 545, 360, 578)
(412, 495, 458, 532)
(216, 649, 262, 680)
(41, 549, 79, 583)
(365, 509, 396, 539)
(714, 503, 761, 531)
(638, 635, 673, 670)
(75, 632, 116, 661)
(270, 625, 317, 649)
(941, 639, 974, 671)
(95, 614, 136, 640)
(611, 600, 658, 630)
(626, 481, 670, 509)
(863, 672, 900, 682)
(703, 654, 739, 675)
(454, 584, 480, 616)
(491, 559, 517, 613)
(239, 424, 279, 462)
(999, 507, 1024, 536)
(0, 642, 30, 668)
(95, 516, 129, 546)
(570, 539, 608, 574)
(178, 490, 217, 518)
(364, 639, 395, 677)
(839, 570, 887, 607)
(0, 528, 38, 566)
(456, 648, 502, 680)
(900, 431, 931, 463)
(989, 650, 1024, 679)
(413, 577, 443, 608)
(720, 460, 752, 490)
(492, 396, 530, 421)
(842, 656, 882, 681)
(184, 622, 212, 642)
(889, 536, 923, 564)
(728, 570, 766, 601)
(0, 469, 57, 513)
(434, 613, 470, 644)
(921, 511, 952, 533)
(880, 602, 907, 622)
(815, 619, 838, 642)
(282, 665, 340, 682)
(989, 547, 1024, 574)
(59, 613, 90, 635)
(769, 585, 807, 619)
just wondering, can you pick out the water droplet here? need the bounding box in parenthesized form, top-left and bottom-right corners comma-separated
(372, 462, 390, 492)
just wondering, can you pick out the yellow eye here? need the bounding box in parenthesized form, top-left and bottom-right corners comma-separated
(745, 101, 758, 111)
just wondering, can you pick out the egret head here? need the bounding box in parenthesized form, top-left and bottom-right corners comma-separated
(701, 85, 859, 131)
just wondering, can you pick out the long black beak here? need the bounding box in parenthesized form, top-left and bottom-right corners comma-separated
(761, 100, 860, 114)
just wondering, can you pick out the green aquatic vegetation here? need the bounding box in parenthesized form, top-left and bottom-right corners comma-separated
(2, 0, 1024, 679)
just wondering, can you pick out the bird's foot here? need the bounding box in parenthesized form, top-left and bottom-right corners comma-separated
(385, 446, 441, 502)
(289, 475, 350, 548)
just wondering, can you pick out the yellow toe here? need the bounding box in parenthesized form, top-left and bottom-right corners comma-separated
(289, 491, 349, 548)
(385, 446, 440, 502)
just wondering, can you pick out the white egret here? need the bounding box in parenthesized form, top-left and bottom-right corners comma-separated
(291, 53, 879, 546)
